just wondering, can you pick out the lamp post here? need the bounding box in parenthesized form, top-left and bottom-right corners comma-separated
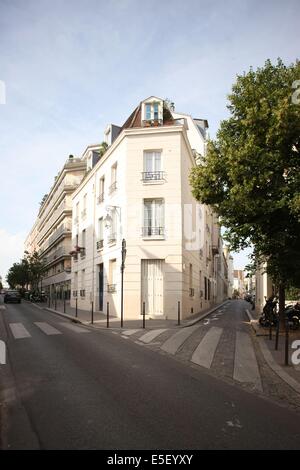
(120, 238, 127, 328)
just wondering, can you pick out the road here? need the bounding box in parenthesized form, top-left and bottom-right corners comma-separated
(1, 298, 300, 449)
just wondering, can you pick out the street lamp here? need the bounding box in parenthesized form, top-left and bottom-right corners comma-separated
(120, 239, 126, 328)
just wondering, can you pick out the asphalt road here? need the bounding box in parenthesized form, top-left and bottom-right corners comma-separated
(1, 298, 300, 450)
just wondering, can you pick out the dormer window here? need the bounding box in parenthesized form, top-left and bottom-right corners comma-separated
(142, 98, 163, 126)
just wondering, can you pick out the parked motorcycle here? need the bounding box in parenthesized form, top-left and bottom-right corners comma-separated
(259, 296, 279, 327)
(285, 302, 300, 330)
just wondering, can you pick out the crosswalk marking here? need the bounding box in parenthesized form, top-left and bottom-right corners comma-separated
(34, 322, 62, 335)
(161, 325, 200, 355)
(9, 323, 31, 339)
(138, 329, 168, 344)
(233, 331, 262, 391)
(191, 327, 223, 368)
(58, 322, 90, 333)
(122, 329, 140, 336)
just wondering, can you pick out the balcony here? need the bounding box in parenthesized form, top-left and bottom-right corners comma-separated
(108, 232, 117, 244)
(47, 223, 71, 248)
(108, 181, 117, 195)
(44, 247, 69, 266)
(97, 193, 104, 204)
(107, 284, 116, 293)
(141, 171, 165, 182)
(142, 119, 163, 127)
(96, 239, 104, 250)
(142, 226, 165, 237)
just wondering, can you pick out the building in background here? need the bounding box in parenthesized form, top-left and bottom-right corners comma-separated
(233, 269, 246, 298)
(70, 96, 229, 320)
(25, 156, 86, 298)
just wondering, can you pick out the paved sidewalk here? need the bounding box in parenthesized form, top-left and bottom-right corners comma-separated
(29, 298, 230, 330)
(246, 307, 300, 396)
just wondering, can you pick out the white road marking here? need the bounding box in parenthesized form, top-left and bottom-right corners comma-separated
(34, 322, 62, 335)
(161, 325, 200, 355)
(9, 323, 31, 339)
(138, 329, 168, 344)
(0, 305, 6, 310)
(58, 322, 90, 333)
(122, 329, 140, 336)
(191, 327, 223, 368)
(233, 331, 262, 391)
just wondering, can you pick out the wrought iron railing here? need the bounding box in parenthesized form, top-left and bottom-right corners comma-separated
(142, 171, 165, 181)
(142, 226, 164, 237)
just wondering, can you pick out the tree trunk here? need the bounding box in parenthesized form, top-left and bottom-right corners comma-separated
(278, 282, 286, 330)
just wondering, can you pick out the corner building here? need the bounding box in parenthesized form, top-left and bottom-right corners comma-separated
(71, 96, 228, 319)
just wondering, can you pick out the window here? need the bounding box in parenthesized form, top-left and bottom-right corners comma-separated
(144, 102, 161, 122)
(108, 210, 117, 243)
(143, 199, 164, 237)
(97, 218, 104, 250)
(75, 202, 79, 224)
(80, 269, 85, 297)
(109, 164, 117, 193)
(142, 151, 164, 181)
(81, 229, 86, 257)
(98, 177, 105, 203)
(108, 259, 117, 292)
(145, 103, 151, 120)
(82, 194, 87, 218)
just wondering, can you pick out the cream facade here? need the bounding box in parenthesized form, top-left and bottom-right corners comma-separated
(70, 97, 229, 320)
(25, 156, 86, 298)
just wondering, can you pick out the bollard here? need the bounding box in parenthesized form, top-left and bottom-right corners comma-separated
(54, 292, 57, 311)
(63, 293, 66, 313)
(91, 301, 94, 324)
(142, 302, 146, 329)
(107, 302, 109, 328)
(177, 301, 181, 326)
(275, 320, 279, 350)
(48, 294, 50, 308)
(75, 298, 78, 318)
(285, 319, 289, 366)
(269, 323, 272, 340)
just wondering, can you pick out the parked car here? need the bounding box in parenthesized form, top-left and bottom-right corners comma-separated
(4, 290, 21, 304)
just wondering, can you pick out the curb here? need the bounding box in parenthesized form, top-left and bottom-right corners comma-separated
(245, 308, 269, 336)
(257, 337, 300, 395)
(44, 307, 82, 324)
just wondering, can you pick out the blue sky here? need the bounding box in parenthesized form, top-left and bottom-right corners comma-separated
(0, 0, 299, 281)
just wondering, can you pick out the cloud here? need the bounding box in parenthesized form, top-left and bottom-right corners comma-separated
(0, 229, 26, 284)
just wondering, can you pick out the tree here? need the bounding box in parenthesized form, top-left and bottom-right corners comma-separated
(190, 59, 300, 326)
(6, 251, 46, 292)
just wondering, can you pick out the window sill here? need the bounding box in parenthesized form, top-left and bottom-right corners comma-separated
(142, 179, 165, 185)
(142, 236, 165, 241)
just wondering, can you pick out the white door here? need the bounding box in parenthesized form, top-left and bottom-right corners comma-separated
(141, 259, 164, 316)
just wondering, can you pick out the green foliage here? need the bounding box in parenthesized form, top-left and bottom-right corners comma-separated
(190, 58, 300, 289)
(6, 251, 47, 290)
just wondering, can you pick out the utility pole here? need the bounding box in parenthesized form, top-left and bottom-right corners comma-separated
(120, 239, 127, 328)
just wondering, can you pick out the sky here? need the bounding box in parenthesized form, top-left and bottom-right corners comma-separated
(0, 0, 299, 283)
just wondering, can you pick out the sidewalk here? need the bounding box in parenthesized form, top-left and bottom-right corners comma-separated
(246, 307, 300, 395)
(32, 298, 230, 330)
